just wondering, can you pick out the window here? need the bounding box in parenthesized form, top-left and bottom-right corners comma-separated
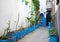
(56, 0, 59, 5)
(48, 0, 50, 2)
(47, 0, 51, 2)
(47, 0, 51, 3)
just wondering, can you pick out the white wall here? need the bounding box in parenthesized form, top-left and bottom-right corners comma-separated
(40, 0, 46, 17)
(46, 0, 51, 8)
(18, 0, 31, 28)
(40, 0, 46, 12)
(55, 0, 59, 13)
(0, 0, 46, 36)
(0, 0, 31, 36)
(0, 0, 18, 36)
(46, 3, 51, 8)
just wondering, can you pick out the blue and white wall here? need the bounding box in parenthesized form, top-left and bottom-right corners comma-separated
(0, 0, 46, 36)
(0, 0, 31, 36)
(40, 0, 46, 17)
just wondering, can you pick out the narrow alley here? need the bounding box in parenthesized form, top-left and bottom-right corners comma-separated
(18, 27, 49, 42)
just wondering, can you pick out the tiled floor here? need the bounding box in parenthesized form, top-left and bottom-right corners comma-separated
(18, 27, 49, 42)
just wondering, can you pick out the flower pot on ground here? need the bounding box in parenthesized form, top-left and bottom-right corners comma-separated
(49, 36, 59, 42)
(49, 27, 59, 42)
(48, 22, 53, 28)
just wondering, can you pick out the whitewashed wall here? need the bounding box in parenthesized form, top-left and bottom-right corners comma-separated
(0, 0, 31, 36)
(40, 0, 46, 12)
(18, 0, 31, 28)
(0, 0, 18, 36)
(40, 0, 46, 17)
(0, 0, 46, 36)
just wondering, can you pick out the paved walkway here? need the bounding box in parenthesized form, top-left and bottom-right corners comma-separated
(18, 27, 49, 42)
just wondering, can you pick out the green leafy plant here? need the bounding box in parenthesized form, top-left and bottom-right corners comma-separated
(35, 16, 39, 24)
(25, 0, 29, 5)
(26, 16, 36, 26)
(25, 0, 40, 26)
(0, 28, 9, 40)
(30, 19, 36, 26)
(0, 20, 11, 40)
(49, 27, 57, 36)
(26, 17, 31, 22)
(31, 0, 40, 24)
(32, 0, 40, 12)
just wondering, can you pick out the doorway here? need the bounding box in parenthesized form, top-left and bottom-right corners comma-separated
(46, 8, 52, 26)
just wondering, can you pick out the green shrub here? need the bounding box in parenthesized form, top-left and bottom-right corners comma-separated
(49, 27, 57, 36)
(0, 28, 8, 40)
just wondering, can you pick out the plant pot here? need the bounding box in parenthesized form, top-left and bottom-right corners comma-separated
(49, 36, 59, 42)
(0, 36, 16, 42)
(48, 22, 53, 28)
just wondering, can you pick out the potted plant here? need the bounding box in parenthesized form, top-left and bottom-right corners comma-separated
(48, 22, 53, 27)
(49, 27, 59, 42)
(0, 28, 16, 42)
(48, 16, 53, 28)
(26, 17, 31, 27)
